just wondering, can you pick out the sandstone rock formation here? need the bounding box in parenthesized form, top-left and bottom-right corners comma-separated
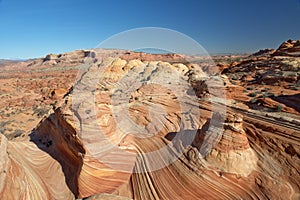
(0, 43, 300, 199)
(200, 113, 258, 176)
(0, 133, 74, 199)
(253, 48, 275, 57)
(273, 39, 300, 57)
(220, 40, 300, 115)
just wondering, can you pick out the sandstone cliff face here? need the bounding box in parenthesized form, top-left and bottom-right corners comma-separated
(0, 48, 300, 199)
(0, 133, 74, 199)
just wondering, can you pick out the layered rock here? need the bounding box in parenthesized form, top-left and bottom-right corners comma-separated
(273, 39, 300, 57)
(19, 57, 210, 198)
(0, 48, 299, 200)
(200, 113, 258, 176)
(0, 134, 74, 199)
(253, 48, 275, 57)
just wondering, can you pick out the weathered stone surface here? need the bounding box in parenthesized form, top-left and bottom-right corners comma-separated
(0, 44, 299, 199)
(273, 39, 300, 57)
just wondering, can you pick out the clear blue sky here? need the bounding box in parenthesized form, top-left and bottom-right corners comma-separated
(0, 0, 300, 59)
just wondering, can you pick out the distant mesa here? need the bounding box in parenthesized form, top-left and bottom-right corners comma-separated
(43, 50, 97, 65)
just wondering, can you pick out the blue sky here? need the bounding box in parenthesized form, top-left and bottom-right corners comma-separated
(0, 0, 300, 59)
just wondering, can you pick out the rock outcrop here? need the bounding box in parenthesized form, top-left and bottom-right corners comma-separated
(0, 133, 74, 199)
(201, 113, 258, 176)
(0, 45, 300, 199)
(273, 39, 300, 57)
(253, 48, 275, 57)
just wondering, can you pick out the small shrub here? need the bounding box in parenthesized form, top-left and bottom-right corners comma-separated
(265, 92, 275, 97)
(33, 107, 49, 117)
(276, 104, 283, 112)
(250, 98, 258, 104)
(248, 92, 258, 97)
(50, 100, 58, 107)
(13, 129, 24, 138)
(291, 86, 299, 91)
(261, 88, 270, 92)
(246, 86, 255, 90)
(0, 120, 13, 127)
(259, 94, 266, 98)
(231, 75, 239, 80)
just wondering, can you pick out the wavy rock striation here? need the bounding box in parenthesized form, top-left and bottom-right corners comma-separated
(0, 53, 299, 199)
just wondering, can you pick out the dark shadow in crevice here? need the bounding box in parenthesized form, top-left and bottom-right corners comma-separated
(29, 111, 85, 198)
(271, 93, 300, 113)
(164, 119, 210, 153)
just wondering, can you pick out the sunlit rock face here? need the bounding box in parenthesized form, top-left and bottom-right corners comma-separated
(273, 39, 300, 57)
(57, 57, 210, 198)
(0, 132, 74, 199)
(0, 51, 300, 200)
(201, 112, 258, 176)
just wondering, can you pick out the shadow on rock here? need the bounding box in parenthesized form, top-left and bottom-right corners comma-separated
(29, 110, 85, 198)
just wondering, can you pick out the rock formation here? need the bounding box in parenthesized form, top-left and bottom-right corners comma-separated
(273, 39, 300, 57)
(0, 43, 300, 199)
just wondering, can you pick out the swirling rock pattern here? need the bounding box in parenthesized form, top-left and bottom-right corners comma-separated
(0, 51, 300, 200)
(0, 133, 74, 199)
